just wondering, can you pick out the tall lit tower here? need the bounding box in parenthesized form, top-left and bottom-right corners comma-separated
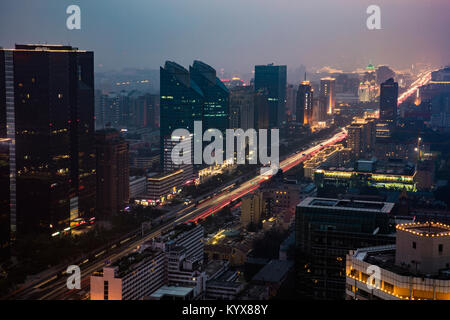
(320, 77, 336, 115)
(296, 81, 313, 125)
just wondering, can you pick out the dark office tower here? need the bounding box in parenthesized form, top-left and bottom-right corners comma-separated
(0, 44, 96, 235)
(190, 60, 229, 134)
(295, 198, 395, 299)
(254, 89, 270, 130)
(0, 138, 11, 260)
(230, 86, 255, 131)
(296, 81, 313, 125)
(320, 77, 336, 115)
(117, 90, 130, 128)
(254, 64, 287, 128)
(104, 92, 120, 128)
(160, 61, 203, 168)
(379, 78, 399, 123)
(94, 90, 107, 130)
(95, 129, 129, 217)
(286, 84, 297, 121)
(146, 94, 160, 130)
(314, 96, 327, 122)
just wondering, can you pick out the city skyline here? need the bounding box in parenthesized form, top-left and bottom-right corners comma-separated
(2, 0, 450, 304)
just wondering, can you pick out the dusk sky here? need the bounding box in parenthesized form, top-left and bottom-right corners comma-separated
(1, 0, 450, 75)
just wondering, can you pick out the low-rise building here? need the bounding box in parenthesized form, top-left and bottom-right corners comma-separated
(252, 259, 294, 298)
(346, 221, 450, 300)
(314, 158, 417, 191)
(241, 191, 266, 228)
(147, 286, 194, 300)
(129, 176, 147, 199)
(146, 169, 184, 205)
(90, 247, 165, 300)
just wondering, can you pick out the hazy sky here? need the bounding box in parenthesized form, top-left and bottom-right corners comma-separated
(1, 0, 449, 75)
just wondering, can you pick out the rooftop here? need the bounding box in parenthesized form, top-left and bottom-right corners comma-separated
(158, 222, 201, 243)
(252, 260, 294, 283)
(352, 245, 450, 280)
(318, 159, 416, 177)
(112, 248, 162, 278)
(149, 285, 194, 299)
(298, 197, 395, 214)
(396, 222, 450, 237)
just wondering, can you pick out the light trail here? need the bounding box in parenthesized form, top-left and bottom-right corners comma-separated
(397, 71, 432, 105)
(187, 129, 348, 223)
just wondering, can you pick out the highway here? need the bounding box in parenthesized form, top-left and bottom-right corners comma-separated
(9, 128, 347, 300)
(397, 70, 432, 105)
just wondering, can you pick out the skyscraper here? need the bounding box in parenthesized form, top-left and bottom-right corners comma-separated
(0, 138, 10, 260)
(320, 77, 336, 115)
(380, 78, 399, 123)
(160, 61, 203, 169)
(190, 60, 229, 134)
(0, 44, 96, 235)
(296, 81, 313, 125)
(160, 61, 229, 170)
(254, 64, 287, 128)
(254, 89, 270, 130)
(286, 84, 297, 121)
(95, 129, 129, 217)
(229, 86, 255, 131)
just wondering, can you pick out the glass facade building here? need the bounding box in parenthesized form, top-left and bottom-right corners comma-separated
(254, 64, 287, 128)
(295, 197, 395, 299)
(190, 60, 229, 134)
(380, 78, 399, 123)
(0, 44, 96, 236)
(160, 61, 229, 169)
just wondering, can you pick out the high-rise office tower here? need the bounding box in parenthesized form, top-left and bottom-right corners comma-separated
(296, 81, 313, 125)
(320, 77, 336, 115)
(315, 96, 328, 122)
(160, 61, 203, 169)
(254, 89, 270, 130)
(379, 78, 399, 124)
(229, 86, 255, 131)
(190, 60, 229, 134)
(286, 84, 297, 121)
(0, 44, 96, 235)
(94, 90, 107, 130)
(254, 64, 287, 128)
(0, 138, 11, 260)
(95, 129, 129, 217)
(160, 61, 229, 170)
(347, 123, 364, 159)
